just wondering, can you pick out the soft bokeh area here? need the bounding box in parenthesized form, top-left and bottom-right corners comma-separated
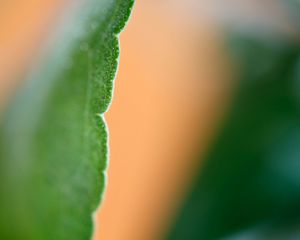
(95, 1, 230, 239)
(1, 0, 300, 239)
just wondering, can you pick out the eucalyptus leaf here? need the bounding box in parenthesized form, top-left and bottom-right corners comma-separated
(0, 0, 133, 239)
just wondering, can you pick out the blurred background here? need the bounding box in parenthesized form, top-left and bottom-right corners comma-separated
(1, 0, 300, 239)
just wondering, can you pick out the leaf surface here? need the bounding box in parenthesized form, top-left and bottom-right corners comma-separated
(0, 0, 133, 239)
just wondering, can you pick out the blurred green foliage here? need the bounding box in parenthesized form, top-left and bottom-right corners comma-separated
(168, 33, 300, 239)
(0, 0, 133, 239)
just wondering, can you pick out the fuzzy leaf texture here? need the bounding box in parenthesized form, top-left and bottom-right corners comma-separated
(0, 0, 133, 239)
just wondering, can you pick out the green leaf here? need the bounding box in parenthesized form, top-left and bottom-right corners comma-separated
(0, 0, 133, 239)
(168, 36, 300, 239)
